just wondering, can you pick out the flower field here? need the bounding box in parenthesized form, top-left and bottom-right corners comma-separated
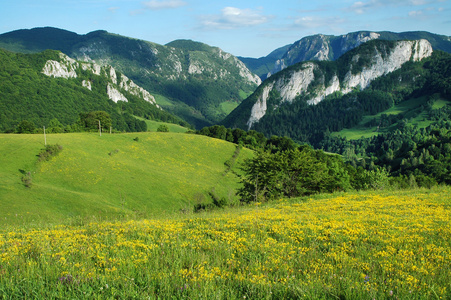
(1, 187, 450, 299)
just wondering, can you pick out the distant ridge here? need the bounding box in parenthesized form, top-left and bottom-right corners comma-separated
(239, 31, 451, 79)
(0, 27, 261, 128)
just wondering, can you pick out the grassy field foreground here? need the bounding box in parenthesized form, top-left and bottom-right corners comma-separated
(0, 187, 450, 299)
(0, 132, 251, 226)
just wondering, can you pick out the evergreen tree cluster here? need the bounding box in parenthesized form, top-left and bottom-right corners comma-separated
(237, 147, 352, 203)
(320, 120, 451, 186)
(196, 125, 297, 152)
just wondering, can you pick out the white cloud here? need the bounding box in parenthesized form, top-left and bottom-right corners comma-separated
(293, 15, 345, 30)
(348, 0, 444, 14)
(200, 7, 270, 30)
(409, 10, 424, 16)
(142, 0, 187, 10)
(108, 7, 119, 13)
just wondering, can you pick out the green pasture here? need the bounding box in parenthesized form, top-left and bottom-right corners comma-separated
(333, 96, 450, 140)
(0, 132, 252, 226)
(134, 116, 189, 133)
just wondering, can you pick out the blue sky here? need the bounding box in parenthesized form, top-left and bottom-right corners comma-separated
(1, 0, 450, 57)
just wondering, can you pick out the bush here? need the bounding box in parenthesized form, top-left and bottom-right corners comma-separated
(38, 144, 63, 162)
(157, 124, 169, 132)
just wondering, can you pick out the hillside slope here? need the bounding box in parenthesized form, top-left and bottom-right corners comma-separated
(0, 28, 261, 127)
(0, 132, 252, 225)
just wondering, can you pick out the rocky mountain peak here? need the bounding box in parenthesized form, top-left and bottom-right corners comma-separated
(245, 39, 433, 129)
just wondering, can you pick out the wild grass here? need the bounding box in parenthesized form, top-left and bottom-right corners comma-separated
(0, 187, 449, 299)
(135, 117, 189, 133)
(219, 101, 239, 116)
(0, 132, 252, 226)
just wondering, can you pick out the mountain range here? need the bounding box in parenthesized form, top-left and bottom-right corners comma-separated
(0, 27, 261, 128)
(223, 38, 450, 146)
(239, 31, 451, 80)
(0, 27, 450, 135)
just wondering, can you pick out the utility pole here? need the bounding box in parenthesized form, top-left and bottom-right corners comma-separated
(43, 126, 47, 145)
(98, 120, 102, 136)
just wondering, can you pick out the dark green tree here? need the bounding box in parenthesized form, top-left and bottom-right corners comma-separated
(79, 111, 112, 131)
(237, 147, 351, 203)
(16, 120, 36, 133)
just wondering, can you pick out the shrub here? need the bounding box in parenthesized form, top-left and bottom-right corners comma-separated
(37, 144, 63, 162)
(157, 124, 169, 132)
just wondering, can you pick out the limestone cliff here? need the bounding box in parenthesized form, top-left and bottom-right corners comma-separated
(245, 39, 432, 129)
(42, 53, 159, 107)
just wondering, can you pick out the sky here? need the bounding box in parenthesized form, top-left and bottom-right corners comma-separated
(1, 0, 450, 58)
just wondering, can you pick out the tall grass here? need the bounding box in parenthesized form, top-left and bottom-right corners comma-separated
(1, 187, 450, 299)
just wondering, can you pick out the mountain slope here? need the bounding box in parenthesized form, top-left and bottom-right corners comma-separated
(0, 48, 187, 132)
(237, 44, 291, 80)
(0, 27, 261, 128)
(222, 39, 451, 145)
(241, 31, 451, 79)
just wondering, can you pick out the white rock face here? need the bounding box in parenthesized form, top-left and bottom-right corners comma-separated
(246, 40, 433, 128)
(342, 39, 433, 93)
(341, 32, 380, 53)
(81, 62, 101, 75)
(247, 83, 274, 129)
(235, 57, 262, 86)
(42, 52, 161, 108)
(188, 60, 205, 74)
(275, 63, 316, 103)
(42, 53, 78, 78)
(82, 80, 92, 90)
(119, 74, 159, 107)
(109, 67, 118, 85)
(313, 39, 330, 61)
(107, 83, 128, 103)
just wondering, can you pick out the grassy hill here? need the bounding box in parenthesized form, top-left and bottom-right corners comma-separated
(0, 132, 252, 226)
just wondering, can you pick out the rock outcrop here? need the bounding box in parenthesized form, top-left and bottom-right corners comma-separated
(246, 39, 433, 129)
(42, 53, 159, 107)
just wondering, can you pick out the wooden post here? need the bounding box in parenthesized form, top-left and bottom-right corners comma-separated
(98, 120, 102, 136)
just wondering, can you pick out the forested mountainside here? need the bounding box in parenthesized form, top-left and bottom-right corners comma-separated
(0, 27, 261, 128)
(240, 31, 451, 80)
(223, 39, 450, 142)
(216, 39, 451, 185)
(0, 48, 188, 132)
(223, 39, 433, 131)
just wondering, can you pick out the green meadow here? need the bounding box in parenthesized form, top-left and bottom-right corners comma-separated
(332, 96, 450, 140)
(0, 132, 252, 226)
(134, 117, 189, 133)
